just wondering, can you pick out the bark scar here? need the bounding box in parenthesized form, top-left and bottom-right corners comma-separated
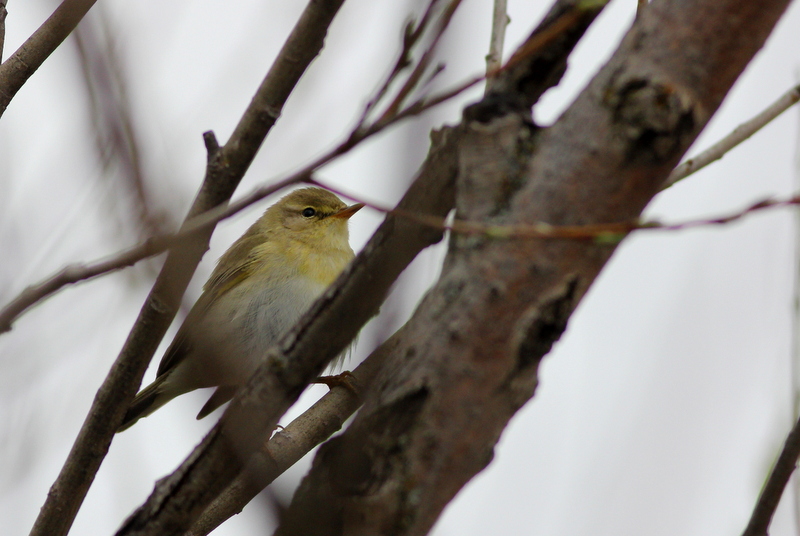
(511, 276, 579, 372)
(606, 74, 698, 163)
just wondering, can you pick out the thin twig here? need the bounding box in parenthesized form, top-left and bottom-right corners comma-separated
(316, 179, 800, 241)
(0, 0, 97, 117)
(359, 0, 441, 125)
(665, 83, 800, 188)
(0, 0, 8, 62)
(74, 9, 169, 239)
(377, 0, 464, 123)
(485, 0, 508, 94)
(398, 3, 590, 124)
(791, 88, 800, 533)
(741, 415, 800, 536)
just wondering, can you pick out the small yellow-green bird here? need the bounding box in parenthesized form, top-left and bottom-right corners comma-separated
(118, 187, 363, 431)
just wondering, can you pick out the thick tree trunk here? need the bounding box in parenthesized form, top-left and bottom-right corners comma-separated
(273, 0, 792, 535)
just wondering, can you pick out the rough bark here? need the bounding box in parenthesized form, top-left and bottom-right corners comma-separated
(273, 0, 792, 535)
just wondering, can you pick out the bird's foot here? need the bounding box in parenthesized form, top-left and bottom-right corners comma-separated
(313, 371, 359, 397)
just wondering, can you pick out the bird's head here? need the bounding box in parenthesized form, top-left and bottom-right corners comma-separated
(264, 187, 363, 250)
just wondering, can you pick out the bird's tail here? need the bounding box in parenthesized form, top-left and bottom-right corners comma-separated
(117, 376, 171, 432)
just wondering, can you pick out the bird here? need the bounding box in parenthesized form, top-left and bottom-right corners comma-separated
(118, 187, 363, 431)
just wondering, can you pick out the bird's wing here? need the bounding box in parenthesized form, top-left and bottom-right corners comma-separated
(203, 232, 271, 299)
(155, 232, 271, 378)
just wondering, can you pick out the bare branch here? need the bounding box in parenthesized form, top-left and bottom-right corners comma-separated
(377, 0, 464, 123)
(378, 0, 605, 129)
(481, 0, 609, 111)
(359, 0, 441, 124)
(665, 82, 800, 188)
(0, 0, 8, 62)
(74, 10, 170, 239)
(28, 1, 348, 535)
(484, 0, 508, 94)
(186, 329, 404, 536)
(0, 0, 97, 118)
(741, 415, 800, 536)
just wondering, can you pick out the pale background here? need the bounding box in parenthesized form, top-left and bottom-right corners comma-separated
(1, 0, 799, 535)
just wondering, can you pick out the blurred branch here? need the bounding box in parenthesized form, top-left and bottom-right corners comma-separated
(114, 2, 606, 535)
(28, 1, 349, 535)
(186, 329, 404, 536)
(0, 0, 96, 118)
(664, 82, 800, 188)
(74, 9, 170, 240)
(741, 415, 800, 536)
(0, 0, 8, 62)
(484, 0, 507, 94)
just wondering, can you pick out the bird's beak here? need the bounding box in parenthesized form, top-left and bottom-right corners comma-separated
(331, 203, 364, 219)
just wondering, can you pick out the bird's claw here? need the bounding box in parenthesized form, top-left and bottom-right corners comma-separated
(313, 371, 359, 397)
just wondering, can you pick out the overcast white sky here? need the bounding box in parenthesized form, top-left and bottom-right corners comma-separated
(2, 1, 800, 535)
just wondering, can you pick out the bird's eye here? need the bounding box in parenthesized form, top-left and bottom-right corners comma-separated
(302, 207, 316, 218)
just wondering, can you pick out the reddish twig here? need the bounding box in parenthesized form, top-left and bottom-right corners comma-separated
(316, 178, 800, 242)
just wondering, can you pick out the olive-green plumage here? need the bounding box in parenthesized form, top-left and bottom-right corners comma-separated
(118, 187, 362, 431)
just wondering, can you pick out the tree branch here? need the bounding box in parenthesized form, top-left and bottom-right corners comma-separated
(0, 0, 8, 62)
(74, 9, 170, 240)
(271, 0, 792, 534)
(28, 1, 348, 535)
(664, 82, 800, 188)
(186, 328, 405, 536)
(741, 414, 800, 536)
(0, 0, 96, 118)
(484, 0, 508, 94)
